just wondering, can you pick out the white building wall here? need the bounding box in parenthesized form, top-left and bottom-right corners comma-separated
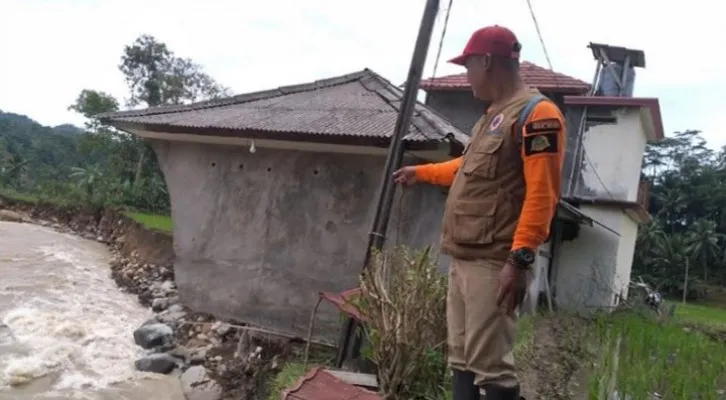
(579, 110, 647, 203)
(553, 206, 634, 311)
(613, 213, 639, 303)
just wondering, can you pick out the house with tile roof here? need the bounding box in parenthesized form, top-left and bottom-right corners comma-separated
(99, 69, 471, 341)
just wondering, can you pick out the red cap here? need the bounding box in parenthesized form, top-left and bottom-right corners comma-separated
(448, 25, 520, 65)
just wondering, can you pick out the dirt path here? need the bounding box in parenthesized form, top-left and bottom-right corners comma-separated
(518, 314, 593, 400)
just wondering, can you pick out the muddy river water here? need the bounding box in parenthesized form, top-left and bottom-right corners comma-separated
(0, 221, 184, 399)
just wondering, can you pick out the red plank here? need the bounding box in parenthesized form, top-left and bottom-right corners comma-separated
(282, 367, 381, 400)
(320, 287, 365, 322)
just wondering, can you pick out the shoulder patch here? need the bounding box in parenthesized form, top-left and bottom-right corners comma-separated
(524, 132, 558, 156)
(525, 118, 562, 135)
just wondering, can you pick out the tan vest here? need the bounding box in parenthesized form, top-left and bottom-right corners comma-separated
(441, 88, 545, 260)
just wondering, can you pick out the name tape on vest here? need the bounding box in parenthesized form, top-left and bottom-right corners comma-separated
(524, 118, 562, 135)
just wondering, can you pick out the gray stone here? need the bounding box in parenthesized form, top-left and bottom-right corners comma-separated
(134, 323, 174, 349)
(134, 353, 179, 374)
(157, 311, 187, 327)
(180, 366, 222, 400)
(152, 297, 170, 312)
(0, 210, 24, 223)
(167, 304, 184, 313)
(169, 345, 210, 366)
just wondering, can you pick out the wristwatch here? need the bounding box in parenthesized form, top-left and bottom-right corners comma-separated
(508, 248, 535, 269)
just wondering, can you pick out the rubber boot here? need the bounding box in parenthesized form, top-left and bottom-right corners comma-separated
(451, 370, 479, 400)
(479, 383, 523, 400)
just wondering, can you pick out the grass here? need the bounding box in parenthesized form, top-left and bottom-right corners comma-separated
(267, 362, 309, 400)
(123, 211, 173, 232)
(514, 313, 536, 357)
(0, 187, 41, 204)
(588, 306, 726, 399)
(675, 302, 726, 328)
(1, 186, 174, 233)
(266, 347, 337, 400)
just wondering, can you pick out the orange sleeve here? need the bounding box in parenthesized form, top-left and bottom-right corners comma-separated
(511, 101, 565, 251)
(413, 157, 463, 187)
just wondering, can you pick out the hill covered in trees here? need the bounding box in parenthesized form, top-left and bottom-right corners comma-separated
(1, 34, 229, 214)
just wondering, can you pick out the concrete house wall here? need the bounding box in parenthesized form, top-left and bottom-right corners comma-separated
(152, 139, 448, 341)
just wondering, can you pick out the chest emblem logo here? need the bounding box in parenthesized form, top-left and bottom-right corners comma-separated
(530, 135, 551, 152)
(488, 113, 504, 134)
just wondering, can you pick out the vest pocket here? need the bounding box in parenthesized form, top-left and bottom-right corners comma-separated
(450, 199, 497, 244)
(461, 137, 503, 179)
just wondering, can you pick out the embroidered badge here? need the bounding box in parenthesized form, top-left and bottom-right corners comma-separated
(531, 135, 550, 151)
(524, 132, 558, 156)
(488, 113, 504, 135)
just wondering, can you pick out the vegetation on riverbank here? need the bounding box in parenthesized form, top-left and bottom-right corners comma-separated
(0, 187, 173, 233)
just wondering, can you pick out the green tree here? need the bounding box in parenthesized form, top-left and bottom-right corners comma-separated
(68, 90, 120, 132)
(686, 219, 725, 282)
(634, 129, 726, 298)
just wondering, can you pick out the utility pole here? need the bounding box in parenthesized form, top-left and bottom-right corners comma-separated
(334, 0, 442, 368)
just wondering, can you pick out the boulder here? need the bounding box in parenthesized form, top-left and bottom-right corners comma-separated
(134, 323, 174, 349)
(180, 365, 222, 400)
(134, 353, 179, 374)
(0, 210, 24, 223)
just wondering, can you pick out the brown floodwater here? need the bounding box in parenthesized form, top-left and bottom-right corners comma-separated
(0, 221, 185, 399)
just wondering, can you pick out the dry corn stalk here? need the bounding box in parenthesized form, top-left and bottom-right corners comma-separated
(357, 246, 448, 399)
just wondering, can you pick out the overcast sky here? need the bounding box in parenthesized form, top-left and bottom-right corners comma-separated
(0, 0, 723, 148)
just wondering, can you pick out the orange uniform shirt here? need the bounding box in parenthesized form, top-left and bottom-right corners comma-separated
(414, 101, 565, 251)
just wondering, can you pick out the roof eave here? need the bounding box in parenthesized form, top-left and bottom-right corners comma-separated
(420, 84, 591, 94)
(103, 119, 465, 151)
(563, 96, 664, 141)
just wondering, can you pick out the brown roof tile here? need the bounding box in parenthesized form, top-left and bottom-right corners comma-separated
(420, 61, 590, 93)
(98, 69, 468, 147)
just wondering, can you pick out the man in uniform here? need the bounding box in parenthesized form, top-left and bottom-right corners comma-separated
(393, 26, 566, 400)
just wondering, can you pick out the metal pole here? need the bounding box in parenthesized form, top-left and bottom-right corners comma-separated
(334, 0, 441, 368)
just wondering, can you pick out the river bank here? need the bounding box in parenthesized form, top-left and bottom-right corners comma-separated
(0, 197, 301, 400)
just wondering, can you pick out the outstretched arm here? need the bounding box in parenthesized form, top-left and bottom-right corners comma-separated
(414, 157, 463, 187)
(511, 101, 565, 251)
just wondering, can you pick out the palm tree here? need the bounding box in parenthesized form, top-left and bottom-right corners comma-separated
(634, 220, 666, 275)
(69, 164, 103, 201)
(686, 219, 725, 282)
(652, 234, 693, 301)
(0, 154, 29, 188)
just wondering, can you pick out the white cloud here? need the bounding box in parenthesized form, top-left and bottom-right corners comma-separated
(0, 0, 723, 147)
